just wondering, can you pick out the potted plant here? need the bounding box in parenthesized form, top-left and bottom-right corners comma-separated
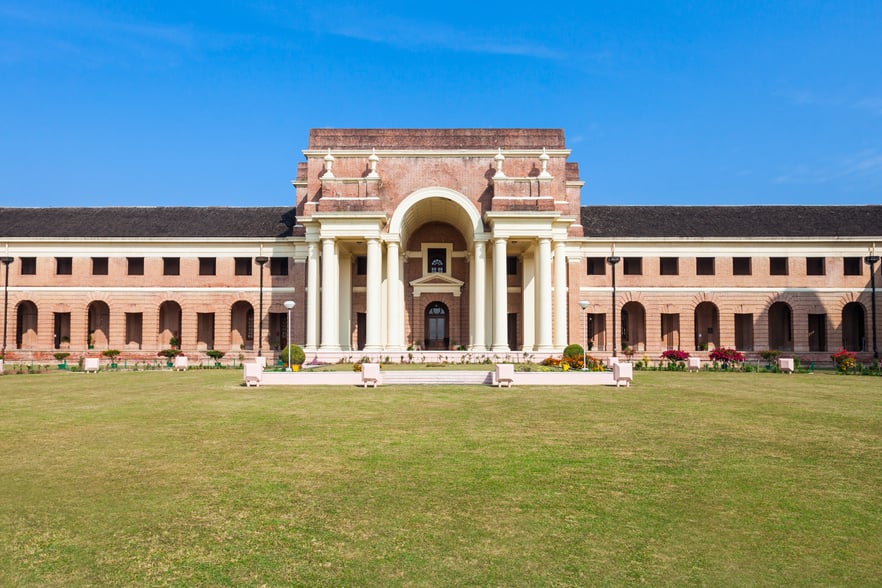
(54, 351, 70, 369)
(169, 336, 179, 349)
(206, 349, 225, 367)
(102, 349, 121, 369)
(280, 344, 305, 371)
(59, 335, 70, 350)
(158, 348, 182, 367)
(88, 332, 95, 349)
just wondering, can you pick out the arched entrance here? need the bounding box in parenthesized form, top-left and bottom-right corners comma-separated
(768, 301, 793, 351)
(842, 302, 866, 351)
(621, 301, 646, 351)
(15, 301, 38, 349)
(424, 302, 449, 350)
(87, 301, 110, 349)
(231, 301, 254, 351)
(694, 302, 720, 351)
(158, 301, 182, 347)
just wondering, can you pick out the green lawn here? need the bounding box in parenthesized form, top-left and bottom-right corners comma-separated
(0, 371, 880, 586)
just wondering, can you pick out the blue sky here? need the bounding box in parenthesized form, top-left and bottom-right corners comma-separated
(2, 1, 881, 207)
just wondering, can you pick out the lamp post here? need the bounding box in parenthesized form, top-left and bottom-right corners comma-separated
(865, 244, 879, 360)
(1, 254, 13, 358)
(607, 248, 621, 357)
(255, 254, 269, 357)
(284, 300, 295, 371)
(578, 299, 590, 370)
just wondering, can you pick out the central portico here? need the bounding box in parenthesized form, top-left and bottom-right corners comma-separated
(292, 128, 582, 355)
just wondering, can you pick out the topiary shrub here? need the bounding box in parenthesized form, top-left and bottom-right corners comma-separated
(563, 344, 584, 361)
(280, 344, 305, 368)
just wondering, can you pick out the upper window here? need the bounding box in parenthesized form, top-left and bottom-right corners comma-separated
(235, 257, 253, 276)
(506, 256, 518, 276)
(623, 257, 642, 275)
(56, 257, 72, 275)
(20, 257, 36, 275)
(770, 257, 789, 276)
(270, 257, 288, 276)
(92, 257, 108, 276)
(843, 257, 862, 276)
(696, 257, 715, 276)
(586, 257, 606, 276)
(659, 257, 679, 276)
(806, 257, 825, 276)
(163, 257, 180, 276)
(199, 257, 216, 276)
(427, 248, 446, 274)
(127, 257, 144, 276)
(733, 257, 752, 276)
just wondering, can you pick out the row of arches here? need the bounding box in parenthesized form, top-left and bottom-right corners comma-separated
(609, 300, 868, 352)
(11, 300, 259, 351)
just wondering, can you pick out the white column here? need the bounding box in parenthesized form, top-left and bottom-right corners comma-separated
(320, 237, 340, 350)
(305, 242, 319, 350)
(522, 252, 536, 351)
(536, 237, 553, 351)
(386, 240, 403, 350)
(365, 238, 382, 351)
(553, 240, 568, 348)
(471, 241, 486, 350)
(492, 237, 509, 351)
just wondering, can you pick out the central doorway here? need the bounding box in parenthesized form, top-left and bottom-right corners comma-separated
(424, 302, 449, 349)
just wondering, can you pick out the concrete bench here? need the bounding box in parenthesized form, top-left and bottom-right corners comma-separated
(83, 357, 100, 373)
(614, 362, 633, 387)
(362, 363, 380, 387)
(606, 356, 619, 369)
(687, 357, 702, 372)
(495, 363, 514, 387)
(243, 362, 263, 387)
(778, 357, 794, 374)
(173, 355, 189, 371)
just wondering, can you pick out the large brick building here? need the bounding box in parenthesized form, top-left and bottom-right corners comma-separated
(1, 128, 880, 363)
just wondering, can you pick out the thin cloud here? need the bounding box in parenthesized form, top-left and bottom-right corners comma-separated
(855, 97, 882, 116)
(773, 149, 882, 185)
(323, 15, 565, 60)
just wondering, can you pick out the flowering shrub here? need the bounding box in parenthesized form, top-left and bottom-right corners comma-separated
(660, 349, 690, 362)
(708, 347, 745, 363)
(831, 349, 856, 373)
(542, 354, 602, 371)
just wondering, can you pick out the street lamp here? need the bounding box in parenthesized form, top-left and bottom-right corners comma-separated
(284, 300, 295, 371)
(1, 254, 13, 358)
(255, 254, 269, 357)
(607, 246, 621, 357)
(578, 300, 590, 370)
(865, 243, 879, 360)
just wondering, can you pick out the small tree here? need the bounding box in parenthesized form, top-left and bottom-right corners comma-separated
(280, 344, 305, 368)
(102, 349, 121, 361)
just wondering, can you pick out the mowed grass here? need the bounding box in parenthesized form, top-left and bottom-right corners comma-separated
(0, 371, 880, 586)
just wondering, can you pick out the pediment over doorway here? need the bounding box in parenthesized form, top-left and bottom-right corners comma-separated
(409, 274, 464, 297)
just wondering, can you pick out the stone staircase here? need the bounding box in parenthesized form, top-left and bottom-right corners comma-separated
(378, 370, 495, 386)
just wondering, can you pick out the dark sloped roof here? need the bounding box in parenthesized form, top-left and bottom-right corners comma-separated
(308, 128, 566, 150)
(0, 207, 297, 238)
(581, 206, 882, 238)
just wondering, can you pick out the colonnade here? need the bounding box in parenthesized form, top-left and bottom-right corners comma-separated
(303, 234, 569, 353)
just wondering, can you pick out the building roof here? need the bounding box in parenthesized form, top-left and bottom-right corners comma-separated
(308, 128, 566, 150)
(580, 206, 882, 239)
(0, 207, 297, 238)
(1, 205, 879, 240)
